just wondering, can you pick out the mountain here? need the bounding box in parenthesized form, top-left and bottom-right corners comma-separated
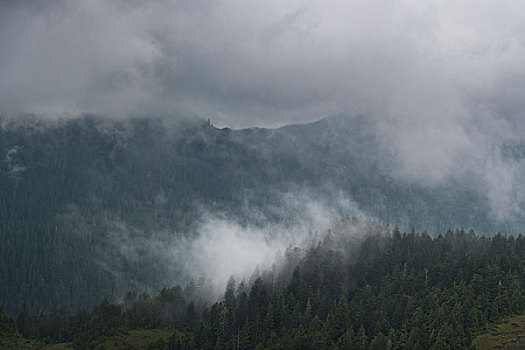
(0, 114, 519, 316)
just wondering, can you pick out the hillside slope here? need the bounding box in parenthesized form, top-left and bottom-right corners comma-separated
(0, 115, 518, 316)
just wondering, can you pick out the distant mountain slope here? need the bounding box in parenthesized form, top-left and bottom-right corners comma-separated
(0, 115, 518, 316)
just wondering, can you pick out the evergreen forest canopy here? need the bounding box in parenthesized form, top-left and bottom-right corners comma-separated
(0, 114, 523, 318)
(3, 223, 525, 349)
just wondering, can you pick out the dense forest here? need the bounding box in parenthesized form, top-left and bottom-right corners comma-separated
(1, 115, 518, 317)
(4, 1, 525, 348)
(2, 223, 525, 349)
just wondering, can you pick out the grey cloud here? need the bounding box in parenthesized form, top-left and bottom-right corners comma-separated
(2, 0, 525, 220)
(3, 0, 524, 127)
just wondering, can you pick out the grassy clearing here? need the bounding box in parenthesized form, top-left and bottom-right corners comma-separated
(475, 314, 525, 350)
(82, 328, 175, 350)
(1, 328, 175, 350)
(0, 334, 37, 350)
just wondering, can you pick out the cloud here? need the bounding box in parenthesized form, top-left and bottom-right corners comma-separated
(171, 192, 365, 294)
(2, 1, 524, 126)
(2, 0, 525, 220)
(89, 189, 363, 296)
(0, 1, 163, 117)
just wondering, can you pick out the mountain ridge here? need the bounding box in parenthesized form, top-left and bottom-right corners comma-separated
(0, 114, 519, 316)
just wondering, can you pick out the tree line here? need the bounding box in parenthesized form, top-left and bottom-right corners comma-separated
(3, 224, 525, 349)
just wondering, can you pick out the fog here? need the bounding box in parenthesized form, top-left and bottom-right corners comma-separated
(3, 1, 525, 127)
(94, 190, 365, 296)
(2, 0, 525, 222)
(183, 193, 361, 291)
(3, 0, 525, 298)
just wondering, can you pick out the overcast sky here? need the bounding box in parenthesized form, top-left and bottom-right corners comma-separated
(2, 0, 525, 220)
(1, 0, 524, 126)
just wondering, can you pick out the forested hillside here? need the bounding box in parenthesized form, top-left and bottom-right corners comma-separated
(4, 224, 525, 349)
(0, 115, 519, 316)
